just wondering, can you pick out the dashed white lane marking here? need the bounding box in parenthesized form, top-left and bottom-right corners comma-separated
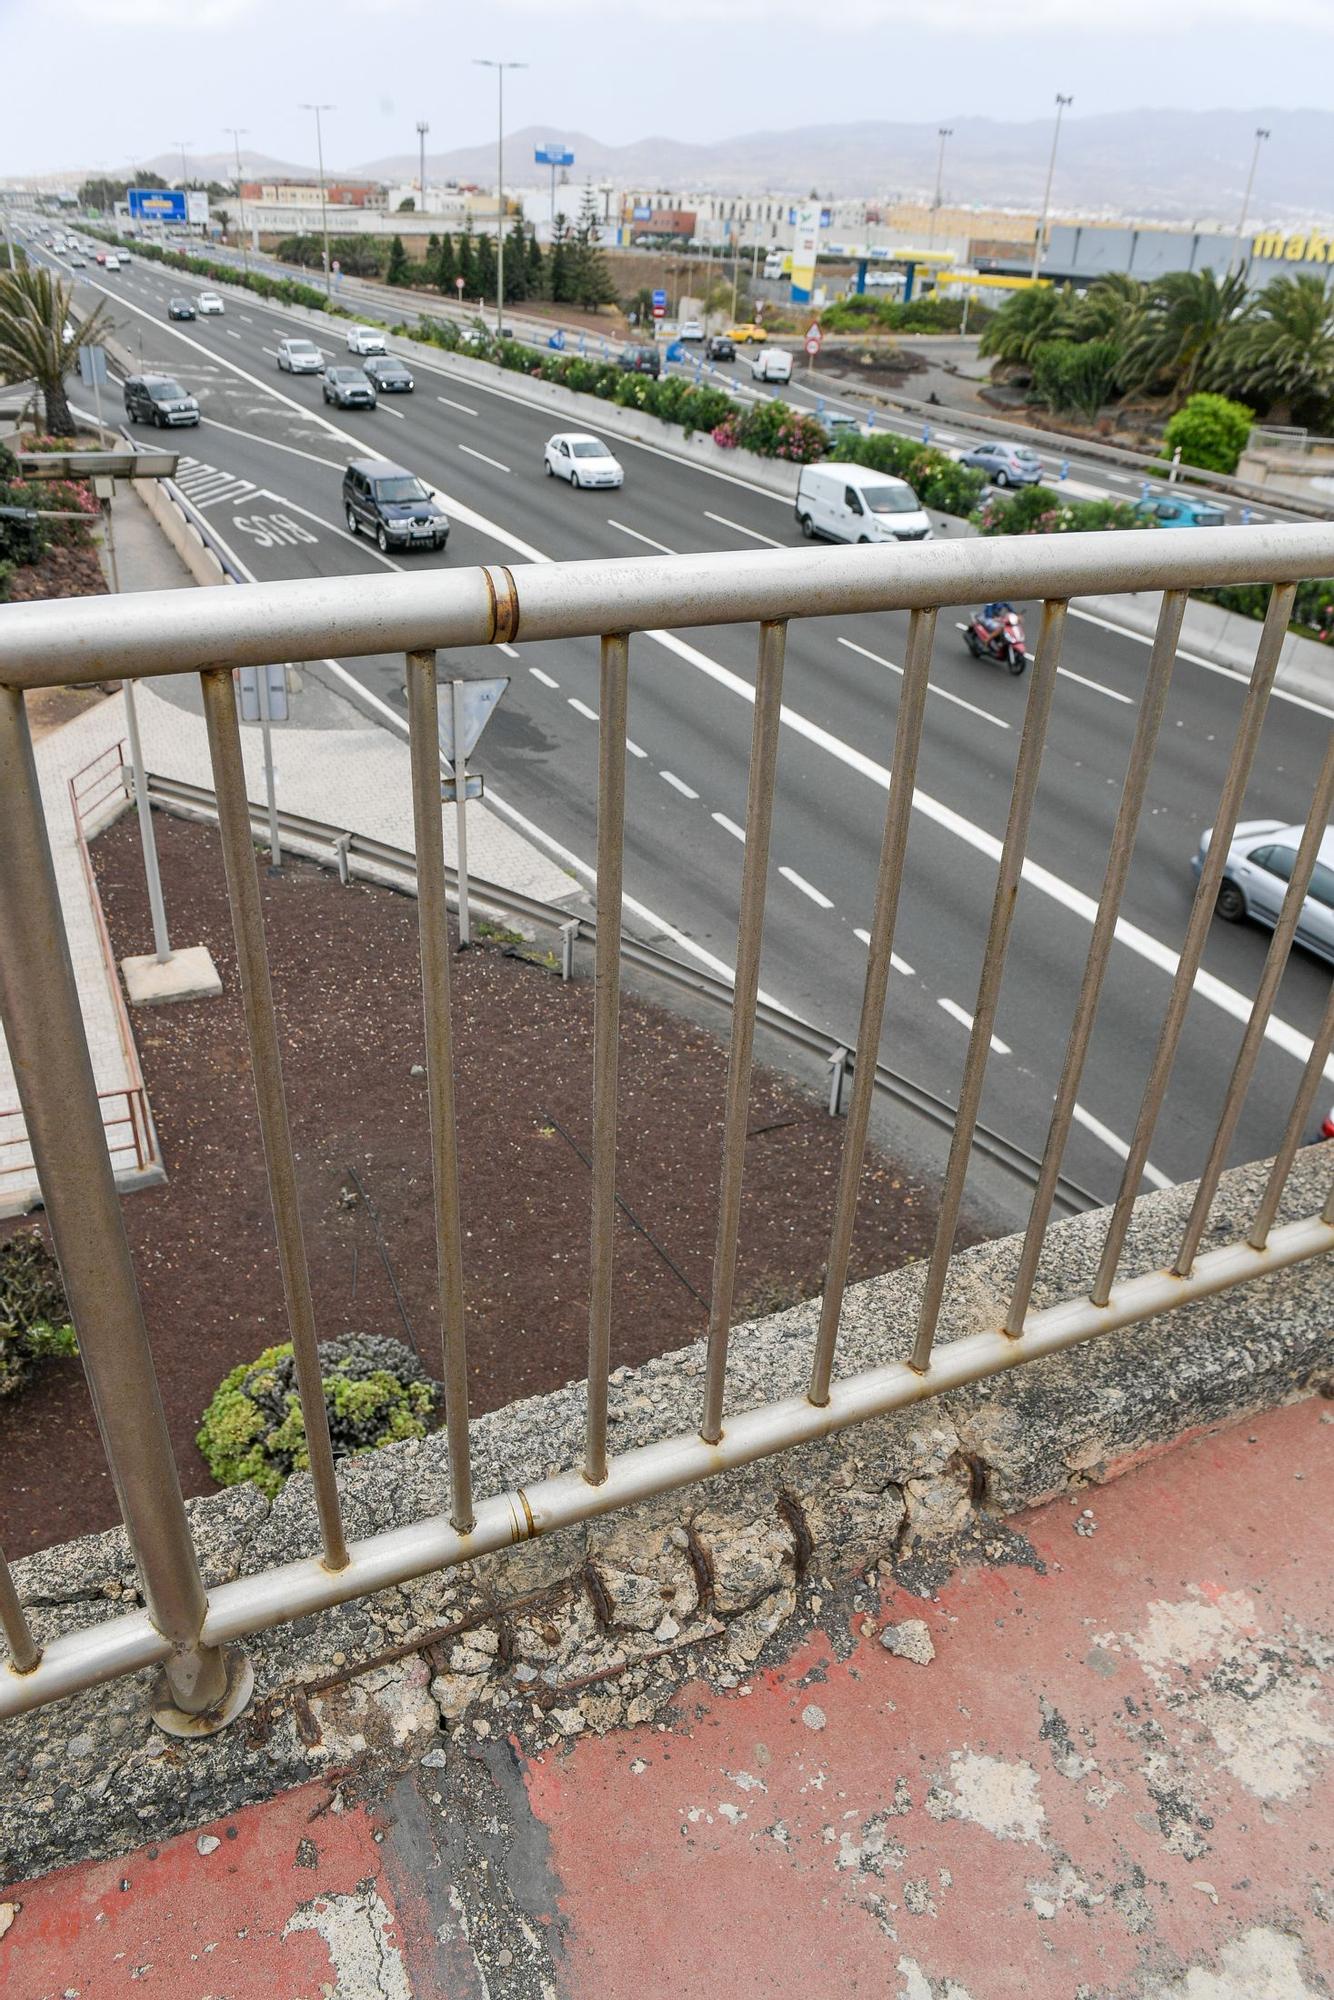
(437, 394, 478, 414)
(240, 314, 255, 323)
(529, 666, 559, 688)
(497, 643, 520, 659)
(626, 739, 647, 759)
(713, 812, 746, 841)
(226, 329, 241, 339)
(938, 996, 1011, 1055)
(569, 697, 599, 721)
(780, 865, 834, 909)
(380, 404, 406, 420)
(853, 928, 915, 976)
(1072, 1101, 1173, 1189)
(839, 636, 1009, 730)
(703, 511, 784, 548)
(660, 770, 699, 798)
(261, 346, 279, 357)
(458, 443, 509, 472)
(607, 519, 676, 554)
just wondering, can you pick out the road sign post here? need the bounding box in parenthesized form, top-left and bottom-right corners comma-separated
(78, 343, 109, 438)
(238, 666, 289, 870)
(805, 321, 822, 379)
(436, 675, 510, 949)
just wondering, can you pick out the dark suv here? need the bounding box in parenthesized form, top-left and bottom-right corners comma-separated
(123, 374, 200, 427)
(618, 343, 661, 378)
(342, 458, 449, 553)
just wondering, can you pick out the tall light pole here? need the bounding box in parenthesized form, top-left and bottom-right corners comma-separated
(1231, 126, 1271, 274)
(1030, 93, 1073, 282)
(929, 127, 952, 248)
(474, 59, 527, 334)
(301, 102, 335, 299)
(224, 127, 249, 274)
(417, 120, 429, 210)
(172, 138, 192, 190)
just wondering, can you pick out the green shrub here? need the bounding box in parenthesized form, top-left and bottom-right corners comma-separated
(974, 485, 1147, 535)
(0, 1230, 77, 1397)
(820, 294, 991, 336)
(197, 1331, 441, 1496)
(829, 431, 988, 515)
(1163, 393, 1255, 475)
(1030, 337, 1121, 422)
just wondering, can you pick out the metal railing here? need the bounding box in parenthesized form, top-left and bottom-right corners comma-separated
(2, 526, 1334, 1725)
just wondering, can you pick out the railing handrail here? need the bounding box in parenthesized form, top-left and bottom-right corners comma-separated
(4, 526, 1334, 688)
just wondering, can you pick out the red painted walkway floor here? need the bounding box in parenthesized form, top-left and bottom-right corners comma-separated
(4, 1397, 1331, 1998)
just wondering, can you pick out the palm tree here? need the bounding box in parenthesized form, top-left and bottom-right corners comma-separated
(1117, 267, 1249, 409)
(979, 285, 1074, 373)
(0, 265, 109, 436)
(1217, 274, 1334, 426)
(1071, 272, 1146, 345)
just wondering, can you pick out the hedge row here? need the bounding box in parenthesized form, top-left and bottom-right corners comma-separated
(85, 227, 350, 317)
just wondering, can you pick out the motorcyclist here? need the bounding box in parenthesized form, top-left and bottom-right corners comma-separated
(978, 601, 1015, 648)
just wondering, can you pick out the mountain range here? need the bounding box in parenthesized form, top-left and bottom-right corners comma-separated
(122, 109, 1334, 225)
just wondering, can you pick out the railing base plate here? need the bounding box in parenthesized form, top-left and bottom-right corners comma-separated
(151, 1646, 254, 1739)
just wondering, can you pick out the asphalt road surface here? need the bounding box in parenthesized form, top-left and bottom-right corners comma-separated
(33, 237, 1334, 1222)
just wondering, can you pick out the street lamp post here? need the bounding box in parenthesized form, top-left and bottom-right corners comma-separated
(474, 59, 527, 335)
(300, 103, 335, 299)
(225, 127, 249, 274)
(1030, 93, 1073, 283)
(417, 120, 430, 211)
(172, 138, 191, 191)
(929, 127, 952, 248)
(1231, 126, 1271, 274)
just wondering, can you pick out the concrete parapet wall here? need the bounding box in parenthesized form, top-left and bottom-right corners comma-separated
(3, 1147, 1330, 1883)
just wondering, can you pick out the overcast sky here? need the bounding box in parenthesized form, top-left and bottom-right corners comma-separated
(4, 0, 1333, 176)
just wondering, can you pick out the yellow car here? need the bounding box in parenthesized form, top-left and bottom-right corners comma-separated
(725, 322, 768, 344)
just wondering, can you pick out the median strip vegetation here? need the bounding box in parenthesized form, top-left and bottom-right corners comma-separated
(83, 227, 353, 317)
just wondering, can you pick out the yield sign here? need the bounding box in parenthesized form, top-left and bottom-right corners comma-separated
(436, 676, 510, 765)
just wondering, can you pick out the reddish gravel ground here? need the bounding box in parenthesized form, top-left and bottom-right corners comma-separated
(1, 809, 960, 1555)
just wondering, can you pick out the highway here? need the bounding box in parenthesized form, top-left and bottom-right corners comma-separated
(31, 235, 1334, 1221)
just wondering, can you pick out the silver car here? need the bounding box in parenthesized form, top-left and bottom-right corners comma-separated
(1193, 819, 1334, 965)
(959, 440, 1045, 488)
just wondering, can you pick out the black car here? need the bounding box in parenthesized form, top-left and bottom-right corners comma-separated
(363, 355, 415, 394)
(706, 334, 736, 361)
(168, 297, 196, 321)
(123, 374, 200, 427)
(618, 343, 661, 378)
(323, 366, 377, 410)
(342, 458, 449, 553)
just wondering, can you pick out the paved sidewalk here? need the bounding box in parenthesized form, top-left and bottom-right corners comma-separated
(2, 1396, 1328, 1998)
(0, 489, 577, 1213)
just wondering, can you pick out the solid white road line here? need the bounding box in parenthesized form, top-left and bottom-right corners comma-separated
(703, 511, 784, 548)
(1072, 1101, 1172, 1190)
(1068, 604, 1334, 721)
(853, 928, 915, 976)
(529, 666, 559, 688)
(937, 996, 1011, 1056)
(713, 813, 747, 842)
(607, 519, 676, 555)
(780, 865, 834, 909)
(569, 698, 599, 721)
(660, 770, 699, 798)
(838, 636, 1009, 730)
(458, 443, 510, 472)
(437, 395, 478, 414)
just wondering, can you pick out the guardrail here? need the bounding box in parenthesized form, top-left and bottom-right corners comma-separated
(2, 527, 1333, 1728)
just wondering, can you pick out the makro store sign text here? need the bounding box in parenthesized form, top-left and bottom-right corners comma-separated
(1252, 230, 1334, 264)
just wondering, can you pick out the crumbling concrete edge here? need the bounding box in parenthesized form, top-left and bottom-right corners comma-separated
(3, 1146, 1331, 1885)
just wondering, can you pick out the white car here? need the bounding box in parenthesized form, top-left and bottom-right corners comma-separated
(543, 432, 624, 489)
(679, 319, 705, 342)
(197, 292, 224, 315)
(276, 336, 324, 374)
(104, 253, 121, 271)
(750, 345, 793, 384)
(346, 325, 387, 356)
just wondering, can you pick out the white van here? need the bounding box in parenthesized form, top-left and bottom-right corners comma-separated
(794, 462, 932, 545)
(750, 345, 793, 384)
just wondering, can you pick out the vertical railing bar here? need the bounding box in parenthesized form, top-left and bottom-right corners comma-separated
(1175, 726, 1334, 1273)
(199, 668, 350, 1573)
(701, 620, 787, 1444)
(808, 608, 937, 1407)
(405, 648, 474, 1534)
(0, 685, 227, 1714)
(0, 1547, 41, 1675)
(1003, 589, 1186, 1335)
(1091, 582, 1297, 1306)
(908, 599, 1066, 1376)
(1249, 981, 1334, 1248)
(586, 634, 629, 1486)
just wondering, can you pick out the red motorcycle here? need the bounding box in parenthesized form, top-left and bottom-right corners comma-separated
(964, 602, 1028, 675)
